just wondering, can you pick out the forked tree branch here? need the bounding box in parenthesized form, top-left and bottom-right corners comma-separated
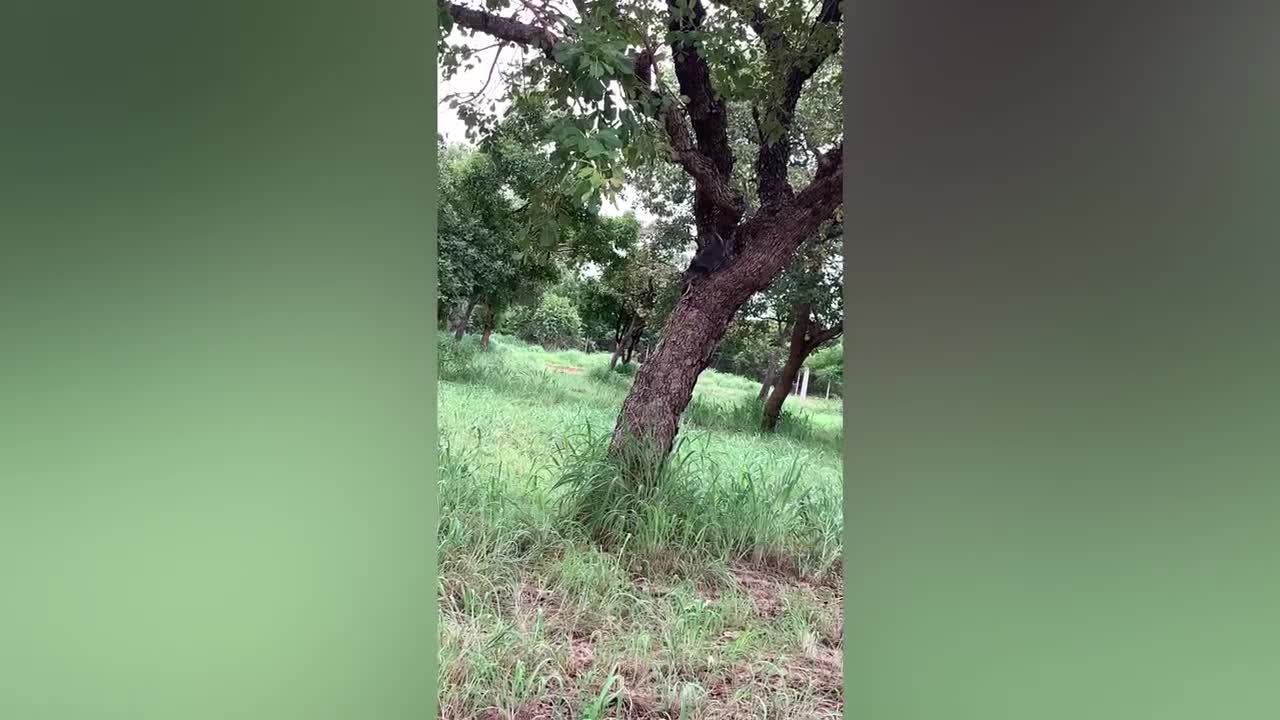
(807, 321, 843, 352)
(752, 0, 843, 206)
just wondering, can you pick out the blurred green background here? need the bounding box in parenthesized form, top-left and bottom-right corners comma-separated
(1, 1, 436, 717)
(845, 3, 1280, 718)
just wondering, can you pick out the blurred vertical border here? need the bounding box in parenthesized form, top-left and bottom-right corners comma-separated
(0, 1, 439, 717)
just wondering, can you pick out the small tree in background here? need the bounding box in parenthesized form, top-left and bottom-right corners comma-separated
(519, 293, 584, 349)
(758, 218, 842, 431)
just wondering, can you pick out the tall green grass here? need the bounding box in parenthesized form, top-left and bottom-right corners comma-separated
(684, 394, 845, 454)
(438, 332, 844, 717)
(440, 339, 841, 563)
(549, 426, 841, 580)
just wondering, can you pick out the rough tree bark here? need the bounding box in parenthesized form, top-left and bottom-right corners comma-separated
(442, 0, 844, 463)
(608, 188, 841, 459)
(762, 302, 843, 432)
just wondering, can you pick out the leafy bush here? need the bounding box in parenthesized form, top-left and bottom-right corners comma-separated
(509, 293, 583, 349)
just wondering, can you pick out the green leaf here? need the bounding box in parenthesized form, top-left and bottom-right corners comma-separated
(597, 128, 621, 149)
(585, 139, 608, 158)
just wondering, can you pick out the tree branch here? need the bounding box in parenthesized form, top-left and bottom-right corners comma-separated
(753, 0, 843, 207)
(666, 0, 735, 182)
(788, 143, 843, 217)
(658, 94, 742, 218)
(806, 321, 843, 352)
(655, 0, 746, 254)
(441, 1, 560, 57)
(706, 0, 769, 41)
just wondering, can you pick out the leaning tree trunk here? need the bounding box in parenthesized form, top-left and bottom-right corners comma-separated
(453, 296, 477, 341)
(607, 206, 836, 463)
(762, 309, 812, 432)
(608, 282, 743, 464)
(762, 351, 807, 431)
(762, 302, 844, 432)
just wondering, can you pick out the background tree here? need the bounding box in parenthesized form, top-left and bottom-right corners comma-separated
(440, 105, 640, 347)
(508, 292, 585, 348)
(440, 0, 845, 463)
(438, 144, 523, 340)
(604, 228, 683, 369)
(758, 217, 842, 430)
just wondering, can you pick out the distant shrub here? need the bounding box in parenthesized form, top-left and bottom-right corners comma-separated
(501, 294, 584, 349)
(520, 293, 583, 349)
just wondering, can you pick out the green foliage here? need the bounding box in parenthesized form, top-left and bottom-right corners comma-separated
(557, 274, 625, 350)
(683, 394, 842, 453)
(440, 129, 640, 338)
(437, 331, 576, 403)
(438, 142, 560, 322)
(585, 357, 640, 396)
(555, 218, 683, 353)
(808, 339, 843, 392)
(510, 293, 583, 349)
(439, 0, 843, 249)
(713, 317, 778, 379)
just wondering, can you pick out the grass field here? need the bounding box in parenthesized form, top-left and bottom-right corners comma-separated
(438, 332, 844, 719)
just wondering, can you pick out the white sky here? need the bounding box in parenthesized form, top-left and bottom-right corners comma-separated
(437, 37, 653, 222)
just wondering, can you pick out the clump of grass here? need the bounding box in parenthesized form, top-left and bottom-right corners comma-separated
(549, 426, 842, 582)
(438, 333, 483, 382)
(685, 395, 771, 433)
(586, 363, 634, 390)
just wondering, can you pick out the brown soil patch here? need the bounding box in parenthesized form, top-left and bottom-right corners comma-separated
(566, 638, 595, 678)
(545, 363, 584, 374)
(728, 560, 842, 612)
